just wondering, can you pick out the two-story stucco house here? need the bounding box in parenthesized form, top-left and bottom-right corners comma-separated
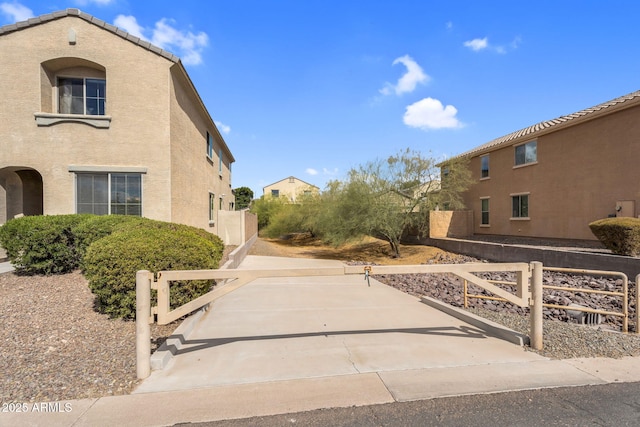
(457, 90, 640, 241)
(0, 9, 235, 234)
(263, 176, 319, 203)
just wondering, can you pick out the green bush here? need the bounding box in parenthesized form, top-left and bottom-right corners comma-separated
(589, 217, 640, 256)
(0, 214, 91, 274)
(83, 222, 224, 319)
(72, 214, 145, 258)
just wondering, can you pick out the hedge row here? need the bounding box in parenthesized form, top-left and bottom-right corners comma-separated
(0, 215, 224, 319)
(589, 217, 640, 257)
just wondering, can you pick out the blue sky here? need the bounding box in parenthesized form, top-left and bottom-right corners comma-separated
(2, 1, 640, 197)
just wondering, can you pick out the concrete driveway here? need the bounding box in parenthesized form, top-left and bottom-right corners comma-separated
(134, 256, 592, 401)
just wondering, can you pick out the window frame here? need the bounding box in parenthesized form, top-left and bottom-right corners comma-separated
(75, 172, 142, 216)
(206, 132, 214, 160)
(480, 197, 490, 226)
(510, 193, 530, 220)
(58, 76, 106, 116)
(209, 192, 216, 224)
(514, 140, 537, 167)
(480, 155, 490, 179)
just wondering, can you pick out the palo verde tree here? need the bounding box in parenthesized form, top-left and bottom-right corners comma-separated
(319, 148, 471, 258)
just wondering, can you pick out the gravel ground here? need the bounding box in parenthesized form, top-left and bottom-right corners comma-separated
(367, 252, 640, 360)
(0, 246, 234, 404)
(0, 271, 177, 403)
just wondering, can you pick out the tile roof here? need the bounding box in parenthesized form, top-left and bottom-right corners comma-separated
(0, 8, 180, 63)
(456, 89, 640, 158)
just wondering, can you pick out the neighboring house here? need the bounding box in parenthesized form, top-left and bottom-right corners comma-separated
(0, 9, 235, 235)
(263, 176, 319, 203)
(455, 90, 640, 241)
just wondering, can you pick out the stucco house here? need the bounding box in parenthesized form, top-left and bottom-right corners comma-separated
(0, 9, 235, 235)
(454, 90, 640, 241)
(263, 176, 319, 203)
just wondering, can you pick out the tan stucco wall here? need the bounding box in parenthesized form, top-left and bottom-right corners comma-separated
(429, 210, 473, 238)
(168, 68, 234, 234)
(0, 17, 172, 220)
(462, 104, 640, 240)
(263, 177, 319, 202)
(1, 15, 235, 234)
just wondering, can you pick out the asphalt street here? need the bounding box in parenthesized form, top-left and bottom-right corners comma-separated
(186, 381, 640, 427)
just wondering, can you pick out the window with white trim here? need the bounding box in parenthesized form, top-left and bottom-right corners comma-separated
(58, 77, 106, 115)
(76, 173, 141, 215)
(209, 192, 216, 222)
(206, 132, 214, 159)
(511, 194, 529, 218)
(514, 141, 537, 166)
(480, 198, 490, 225)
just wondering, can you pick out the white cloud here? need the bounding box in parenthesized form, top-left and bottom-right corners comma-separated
(380, 55, 430, 96)
(464, 37, 488, 51)
(446, 21, 453, 30)
(215, 121, 230, 135)
(0, 2, 34, 22)
(113, 14, 208, 65)
(306, 168, 318, 176)
(403, 97, 462, 130)
(113, 15, 145, 39)
(152, 18, 208, 65)
(464, 36, 520, 54)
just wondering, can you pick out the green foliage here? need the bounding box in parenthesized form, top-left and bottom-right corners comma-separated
(0, 214, 91, 275)
(250, 195, 290, 230)
(316, 148, 471, 257)
(589, 217, 640, 256)
(261, 193, 323, 238)
(233, 186, 254, 210)
(72, 215, 145, 259)
(83, 222, 224, 319)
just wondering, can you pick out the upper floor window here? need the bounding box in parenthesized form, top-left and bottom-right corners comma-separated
(480, 155, 490, 178)
(58, 77, 106, 115)
(206, 132, 214, 159)
(219, 148, 223, 175)
(514, 141, 537, 166)
(271, 189, 280, 197)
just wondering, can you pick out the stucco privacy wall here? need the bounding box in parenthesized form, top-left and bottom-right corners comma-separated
(1, 16, 173, 220)
(462, 95, 640, 241)
(429, 210, 473, 238)
(217, 210, 257, 246)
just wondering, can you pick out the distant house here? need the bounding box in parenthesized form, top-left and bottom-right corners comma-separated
(454, 90, 640, 241)
(263, 176, 319, 203)
(0, 9, 236, 235)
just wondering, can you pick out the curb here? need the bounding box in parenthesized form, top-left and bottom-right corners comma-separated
(420, 296, 530, 346)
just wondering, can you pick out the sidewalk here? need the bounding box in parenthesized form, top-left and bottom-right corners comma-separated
(4, 256, 640, 426)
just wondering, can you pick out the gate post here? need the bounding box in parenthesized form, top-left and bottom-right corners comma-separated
(136, 270, 151, 379)
(530, 262, 543, 350)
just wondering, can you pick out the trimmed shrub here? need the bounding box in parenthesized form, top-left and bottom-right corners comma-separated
(0, 214, 91, 274)
(72, 214, 145, 258)
(83, 222, 224, 319)
(589, 217, 640, 256)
